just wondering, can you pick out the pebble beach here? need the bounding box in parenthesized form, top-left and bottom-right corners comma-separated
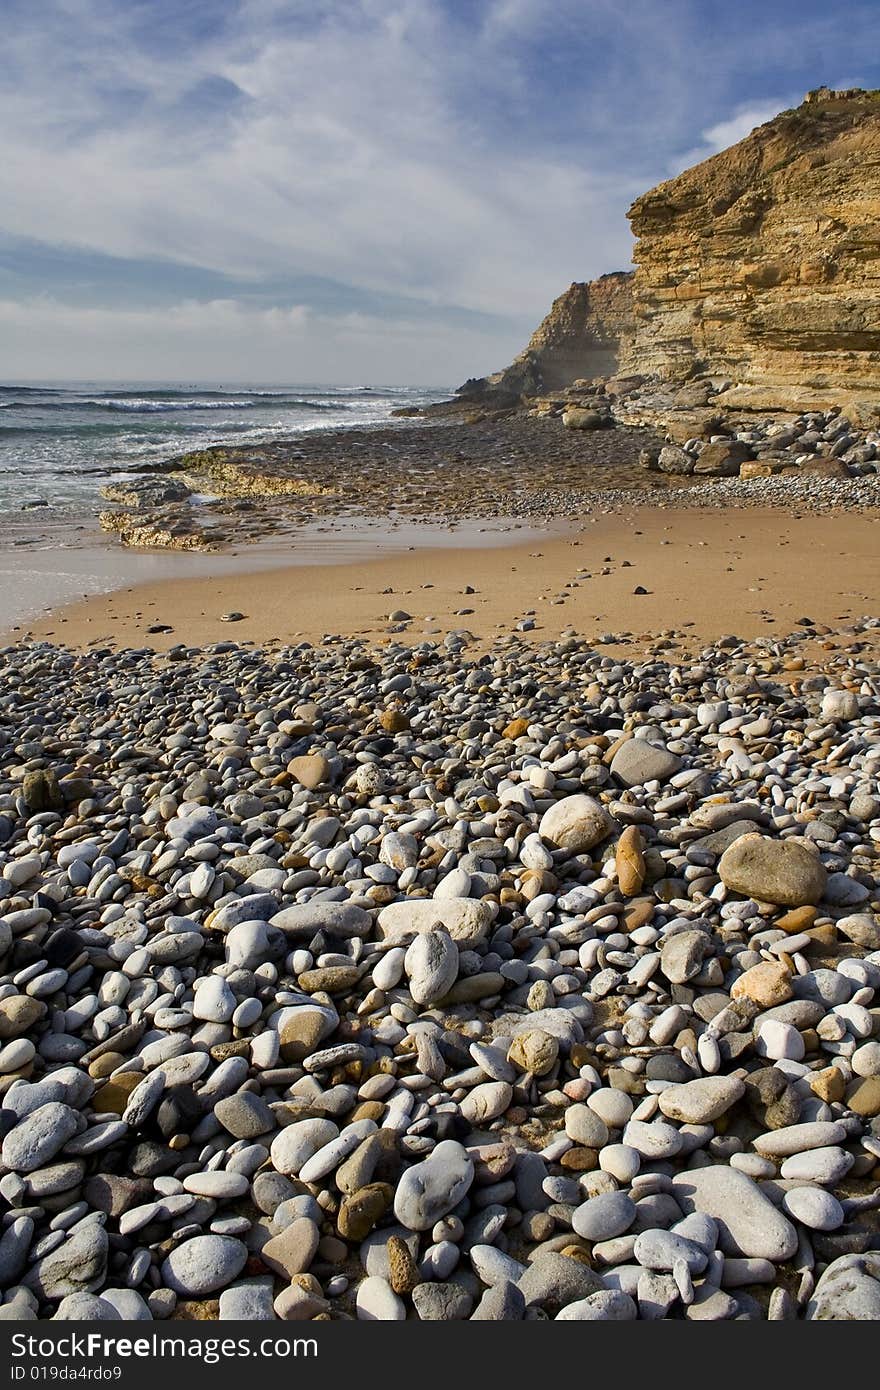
(0, 589, 880, 1321)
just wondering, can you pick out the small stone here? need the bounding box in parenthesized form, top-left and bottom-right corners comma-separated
(731, 960, 793, 1009)
(412, 1282, 473, 1320)
(538, 794, 615, 854)
(672, 1167, 798, 1261)
(356, 1275, 405, 1321)
(658, 1076, 745, 1124)
(393, 1141, 473, 1231)
(161, 1236, 247, 1296)
(783, 1187, 845, 1231)
(572, 1191, 636, 1241)
(616, 825, 646, 895)
(718, 834, 827, 907)
(260, 1218, 320, 1278)
(610, 740, 682, 787)
(337, 1184, 393, 1241)
(507, 1030, 559, 1076)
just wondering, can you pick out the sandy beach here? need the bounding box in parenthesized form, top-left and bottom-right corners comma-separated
(12, 504, 880, 658)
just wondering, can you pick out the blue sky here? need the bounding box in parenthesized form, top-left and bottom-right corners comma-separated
(2, 0, 879, 384)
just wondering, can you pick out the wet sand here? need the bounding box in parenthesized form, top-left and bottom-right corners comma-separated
(12, 505, 880, 657)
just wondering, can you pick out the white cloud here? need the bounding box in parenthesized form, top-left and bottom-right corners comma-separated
(0, 0, 639, 329)
(0, 294, 523, 385)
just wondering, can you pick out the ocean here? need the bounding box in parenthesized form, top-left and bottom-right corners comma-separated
(0, 381, 450, 542)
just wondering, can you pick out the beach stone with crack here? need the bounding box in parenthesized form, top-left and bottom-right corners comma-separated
(660, 930, 710, 984)
(658, 1076, 745, 1124)
(610, 740, 683, 787)
(672, 1167, 798, 1260)
(270, 902, 371, 938)
(507, 1029, 559, 1075)
(161, 1236, 248, 1296)
(24, 1226, 108, 1300)
(718, 834, 827, 906)
(806, 1254, 880, 1320)
(393, 1140, 473, 1231)
(517, 1252, 605, 1310)
(377, 899, 493, 946)
(404, 929, 459, 1006)
(412, 1282, 473, 1320)
(538, 794, 615, 853)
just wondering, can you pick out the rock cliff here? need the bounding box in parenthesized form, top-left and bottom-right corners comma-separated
(458, 272, 633, 400)
(465, 88, 880, 420)
(624, 86, 880, 417)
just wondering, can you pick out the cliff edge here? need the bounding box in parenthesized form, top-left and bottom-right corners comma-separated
(464, 87, 880, 421)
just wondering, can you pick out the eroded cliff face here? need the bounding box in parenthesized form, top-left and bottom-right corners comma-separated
(465, 88, 880, 420)
(623, 87, 880, 416)
(459, 272, 633, 399)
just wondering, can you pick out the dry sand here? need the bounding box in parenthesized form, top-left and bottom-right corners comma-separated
(9, 505, 880, 658)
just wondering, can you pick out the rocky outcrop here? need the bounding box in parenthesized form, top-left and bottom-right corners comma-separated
(467, 88, 880, 422)
(458, 273, 633, 400)
(624, 87, 880, 419)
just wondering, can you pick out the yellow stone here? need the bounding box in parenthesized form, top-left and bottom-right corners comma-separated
(616, 826, 646, 897)
(776, 906, 818, 933)
(730, 960, 793, 1008)
(379, 709, 409, 733)
(92, 1072, 142, 1114)
(502, 718, 530, 740)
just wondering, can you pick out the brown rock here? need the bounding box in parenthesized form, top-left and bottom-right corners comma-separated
(379, 710, 409, 733)
(22, 769, 63, 812)
(260, 1218, 320, 1279)
(810, 1067, 846, 1103)
(279, 1011, 326, 1062)
(297, 967, 360, 995)
(560, 1147, 599, 1172)
(387, 1235, 420, 1295)
(776, 906, 818, 933)
(718, 834, 827, 907)
(502, 718, 530, 740)
(616, 825, 646, 897)
(0, 996, 45, 1039)
(91, 1072, 142, 1114)
(847, 1077, 880, 1117)
(336, 1183, 393, 1241)
(287, 754, 330, 789)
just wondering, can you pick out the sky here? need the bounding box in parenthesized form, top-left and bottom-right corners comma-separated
(2, 0, 879, 386)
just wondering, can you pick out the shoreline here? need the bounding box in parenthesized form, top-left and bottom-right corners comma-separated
(10, 503, 880, 659)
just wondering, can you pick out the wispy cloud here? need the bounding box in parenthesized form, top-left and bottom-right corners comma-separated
(2, 0, 880, 381)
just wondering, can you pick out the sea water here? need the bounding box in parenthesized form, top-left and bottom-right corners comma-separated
(0, 380, 449, 543)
